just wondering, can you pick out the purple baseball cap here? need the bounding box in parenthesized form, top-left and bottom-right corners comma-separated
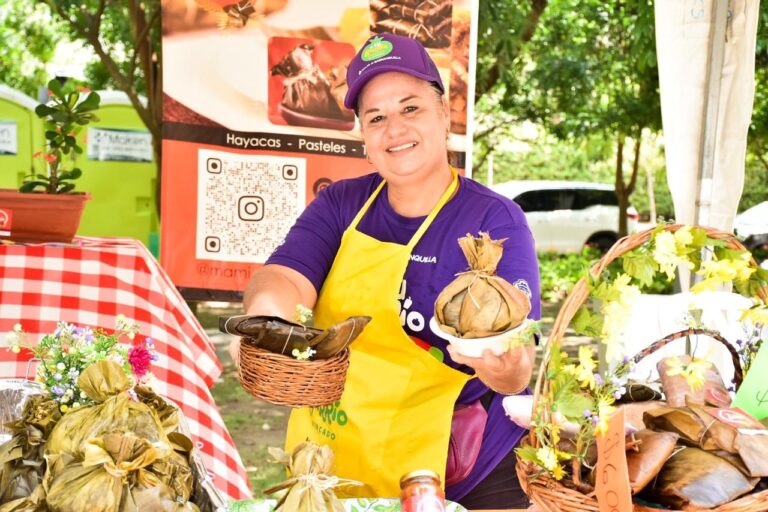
(344, 33, 444, 111)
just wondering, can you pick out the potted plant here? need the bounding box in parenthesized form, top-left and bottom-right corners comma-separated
(0, 79, 100, 243)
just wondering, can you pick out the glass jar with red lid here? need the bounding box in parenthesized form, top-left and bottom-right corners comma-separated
(399, 469, 447, 512)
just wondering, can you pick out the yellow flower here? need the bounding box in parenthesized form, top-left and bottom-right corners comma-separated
(552, 464, 566, 480)
(692, 256, 755, 293)
(665, 356, 710, 391)
(673, 226, 693, 248)
(575, 346, 597, 389)
(594, 397, 615, 436)
(741, 306, 768, 326)
(60, 405, 69, 413)
(653, 231, 694, 279)
(536, 446, 558, 471)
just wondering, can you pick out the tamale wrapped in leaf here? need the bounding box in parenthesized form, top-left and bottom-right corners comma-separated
(616, 382, 663, 403)
(435, 233, 531, 338)
(265, 441, 350, 512)
(0, 395, 61, 503)
(147, 432, 196, 503)
(626, 430, 679, 494)
(734, 432, 768, 478)
(643, 406, 708, 448)
(45, 432, 195, 512)
(0, 484, 46, 512)
(657, 355, 728, 407)
(618, 400, 665, 433)
(643, 447, 759, 508)
(46, 361, 168, 457)
(135, 386, 180, 434)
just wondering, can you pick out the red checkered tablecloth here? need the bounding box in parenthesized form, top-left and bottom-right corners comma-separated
(0, 236, 251, 502)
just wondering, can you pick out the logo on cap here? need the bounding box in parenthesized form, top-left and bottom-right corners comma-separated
(360, 36, 393, 62)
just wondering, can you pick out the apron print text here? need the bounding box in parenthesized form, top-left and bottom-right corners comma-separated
(309, 401, 348, 441)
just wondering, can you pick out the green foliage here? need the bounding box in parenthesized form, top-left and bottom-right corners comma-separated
(22, 79, 100, 194)
(538, 248, 601, 302)
(0, 2, 63, 97)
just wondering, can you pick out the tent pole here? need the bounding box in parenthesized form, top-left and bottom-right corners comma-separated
(694, 0, 730, 228)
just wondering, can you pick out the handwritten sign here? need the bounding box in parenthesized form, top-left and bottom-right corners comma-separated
(733, 341, 768, 420)
(595, 408, 632, 512)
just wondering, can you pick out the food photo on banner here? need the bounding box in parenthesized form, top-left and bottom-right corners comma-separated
(159, 0, 475, 300)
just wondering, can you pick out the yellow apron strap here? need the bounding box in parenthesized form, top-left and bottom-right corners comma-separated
(348, 180, 387, 231)
(348, 167, 458, 250)
(406, 167, 459, 251)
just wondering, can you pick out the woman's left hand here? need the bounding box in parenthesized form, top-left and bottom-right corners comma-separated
(446, 344, 536, 395)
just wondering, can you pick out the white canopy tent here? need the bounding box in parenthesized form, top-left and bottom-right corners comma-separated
(655, 0, 761, 231)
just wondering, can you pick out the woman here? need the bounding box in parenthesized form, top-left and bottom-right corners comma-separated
(237, 33, 540, 509)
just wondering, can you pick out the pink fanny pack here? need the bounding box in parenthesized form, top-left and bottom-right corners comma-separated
(445, 399, 487, 487)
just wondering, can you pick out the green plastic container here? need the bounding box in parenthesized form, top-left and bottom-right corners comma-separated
(75, 90, 159, 253)
(0, 85, 45, 189)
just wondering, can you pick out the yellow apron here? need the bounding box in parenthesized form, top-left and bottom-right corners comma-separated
(285, 171, 471, 498)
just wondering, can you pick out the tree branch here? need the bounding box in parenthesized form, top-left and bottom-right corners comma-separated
(627, 130, 642, 195)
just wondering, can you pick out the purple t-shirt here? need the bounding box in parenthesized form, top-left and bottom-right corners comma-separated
(267, 173, 540, 501)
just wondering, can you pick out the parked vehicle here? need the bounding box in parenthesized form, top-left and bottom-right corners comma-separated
(491, 180, 639, 253)
(734, 201, 768, 267)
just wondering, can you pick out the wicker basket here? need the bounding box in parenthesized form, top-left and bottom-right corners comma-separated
(516, 224, 768, 512)
(237, 339, 350, 407)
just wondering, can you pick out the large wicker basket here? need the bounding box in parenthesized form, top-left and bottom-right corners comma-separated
(516, 224, 768, 512)
(237, 339, 350, 408)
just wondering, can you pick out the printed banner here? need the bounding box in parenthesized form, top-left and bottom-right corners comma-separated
(87, 127, 153, 162)
(160, 0, 477, 298)
(0, 121, 18, 155)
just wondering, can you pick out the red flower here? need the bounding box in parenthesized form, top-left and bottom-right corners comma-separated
(128, 344, 152, 378)
(75, 86, 92, 93)
(43, 154, 57, 163)
(32, 151, 42, 158)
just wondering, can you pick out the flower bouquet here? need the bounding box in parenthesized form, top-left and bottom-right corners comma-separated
(0, 316, 225, 512)
(514, 224, 768, 512)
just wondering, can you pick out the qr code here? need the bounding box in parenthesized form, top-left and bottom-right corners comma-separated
(196, 149, 306, 263)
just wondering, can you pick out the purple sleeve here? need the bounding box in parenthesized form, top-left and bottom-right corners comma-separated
(265, 186, 347, 293)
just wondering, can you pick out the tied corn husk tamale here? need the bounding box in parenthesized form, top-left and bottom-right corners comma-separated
(435, 232, 531, 338)
(134, 386, 180, 434)
(45, 432, 199, 512)
(0, 395, 60, 504)
(265, 441, 358, 512)
(626, 430, 679, 494)
(641, 447, 759, 509)
(46, 361, 169, 458)
(147, 432, 196, 504)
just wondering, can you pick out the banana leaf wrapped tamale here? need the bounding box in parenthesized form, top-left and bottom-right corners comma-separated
(641, 447, 759, 509)
(46, 361, 169, 458)
(626, 430, 679, 494)
(435, 232, 531, 338)
(265, 441, 357, 512)
(0, 395, 60, 504)
(45, 432, 199, 512)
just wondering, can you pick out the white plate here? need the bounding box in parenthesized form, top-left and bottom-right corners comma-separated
(428, 317, 530, 358)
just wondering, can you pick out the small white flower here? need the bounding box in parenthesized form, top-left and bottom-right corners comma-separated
(56, 362, 66, 371)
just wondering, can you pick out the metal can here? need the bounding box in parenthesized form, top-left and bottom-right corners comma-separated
(399, 469, 447, 512)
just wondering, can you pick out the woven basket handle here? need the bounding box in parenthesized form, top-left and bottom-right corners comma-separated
(630, 328, 743, 389)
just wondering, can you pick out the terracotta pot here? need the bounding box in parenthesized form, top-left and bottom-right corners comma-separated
(0, 189, 90, 243)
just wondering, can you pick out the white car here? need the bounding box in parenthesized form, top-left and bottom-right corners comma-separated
(734, 201, 768, 251)
(491, 180, 639, 253)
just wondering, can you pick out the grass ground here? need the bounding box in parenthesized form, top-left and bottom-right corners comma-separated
(198, 300, 592, 497)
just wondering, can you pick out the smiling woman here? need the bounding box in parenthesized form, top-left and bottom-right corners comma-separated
(232, 32, 542, 510)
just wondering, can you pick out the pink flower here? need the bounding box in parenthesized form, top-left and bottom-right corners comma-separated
(76, 86, 92, 93)
(43, 154, 57, 164)
(128, 344, 152, 378)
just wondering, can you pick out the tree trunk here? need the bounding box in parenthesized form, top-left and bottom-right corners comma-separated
(646, 166, 656, 224)
(615, 136, 628, 237)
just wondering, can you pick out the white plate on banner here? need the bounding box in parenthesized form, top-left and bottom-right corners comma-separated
(429, 317, 530, 358)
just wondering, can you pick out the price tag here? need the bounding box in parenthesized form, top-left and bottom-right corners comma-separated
(733, 342, 768, 420)
(595, 408, 632, 512)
